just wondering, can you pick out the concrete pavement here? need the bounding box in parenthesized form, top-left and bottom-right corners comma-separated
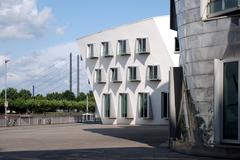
(0, 124, 221, 160)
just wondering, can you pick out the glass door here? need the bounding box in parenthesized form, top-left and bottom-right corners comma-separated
(222, 61, 239, 143)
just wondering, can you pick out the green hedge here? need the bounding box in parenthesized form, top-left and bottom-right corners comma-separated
(0, 99, 95, 114)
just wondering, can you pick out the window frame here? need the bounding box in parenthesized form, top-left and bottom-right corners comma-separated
(110, 67, 121, 83)
(128, 66, 140, 82)
(103, 93, 111, 118)
(214, 59, 240, 144)
(148, 65, 161, 81)
(136, 38, 150, 54)
(117, 40, 130, 56)
(87, 44, 98, 59)
(138, 92, 150, 119)
(119, 93, 128, 118)
(101, 41, 113, 57)
(95, 68, 105, 84)
(222, 60, 240, 144)
(207, 0, 240, 18)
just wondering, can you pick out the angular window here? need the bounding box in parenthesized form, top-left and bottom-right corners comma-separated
(128, 66, 139, 81)
(103, 94, 111, 117)
(95, 69, 105, 83)
(208, 0, 240, 17)
(139, 93, 151, 118)
(110, 68, 121, 82)
(223, 61, 238, 140)
(136, 38, 150, 54)
(161, 92, 169, 118)
(87, 44, 97, 59)
(102, 42, 112, 57)
(120, 93, 128, 118)
(148, 65, 160, 81)
(118, 40, 130, 55)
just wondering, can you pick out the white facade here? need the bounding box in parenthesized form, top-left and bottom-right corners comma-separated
(77, 15, 179, 125)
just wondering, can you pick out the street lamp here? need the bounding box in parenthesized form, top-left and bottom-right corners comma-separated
(4, 59, 10, 127)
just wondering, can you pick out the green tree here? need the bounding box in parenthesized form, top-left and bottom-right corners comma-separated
(46, 92, 62, 100)
(18, 89, 32, 100)
(62, 90, 75, 101)
(35, 94, 45, 100)
(76, 92, 86, 101)
(0, 88, 18, 100)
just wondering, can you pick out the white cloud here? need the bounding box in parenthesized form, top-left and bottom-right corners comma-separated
(0, 42, 91, 95)
(0, 0, 52, 39)
(56, 26, 65, 36)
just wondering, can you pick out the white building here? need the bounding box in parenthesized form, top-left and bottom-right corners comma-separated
(77, 15, 179, 125)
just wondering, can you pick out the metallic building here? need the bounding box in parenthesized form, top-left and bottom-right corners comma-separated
(170, 0, 240, 158)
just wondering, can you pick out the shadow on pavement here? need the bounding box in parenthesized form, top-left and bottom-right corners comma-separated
(0, 147, 206, 160)
(84, 125, 169, 147)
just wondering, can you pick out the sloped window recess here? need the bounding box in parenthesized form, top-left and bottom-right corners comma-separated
(110, 67, 122, 83)
(103, 93, 111, 118)
(95, 69, 106, 84)
(128, 66, 140, 82)
(117, 40, 131, 56)
(138, 92, 153, 119)
(175, 37, 180, 53)
(87, 44, 98, 59)
(147, 65, 161, 81)
(135, 38, 150, 54)
(119, 93, 128, 118)
(208, 0, 240, 17)
(161, 92, 169, 119)
(101, 41, 113, 57)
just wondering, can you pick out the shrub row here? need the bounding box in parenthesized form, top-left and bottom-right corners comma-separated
(0, 99, 95, 114)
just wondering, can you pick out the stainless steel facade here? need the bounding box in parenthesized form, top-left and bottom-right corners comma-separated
(170, 0, 240, 158)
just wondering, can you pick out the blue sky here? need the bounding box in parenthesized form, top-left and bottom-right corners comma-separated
(0, 0, 169, 94)
(0, 0, 169, 57)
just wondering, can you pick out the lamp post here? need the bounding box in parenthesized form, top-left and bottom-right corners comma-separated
(4, 59, 10, 127)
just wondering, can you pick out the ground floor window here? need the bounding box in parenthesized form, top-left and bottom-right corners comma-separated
(161, 92, 169, 118)
(103, 94, 110, 117)
(139, 93, 150, 118)
(120, 93, 128, 118)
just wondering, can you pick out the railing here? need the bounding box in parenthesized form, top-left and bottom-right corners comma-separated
(208, 0, 240, 16)
(0, 113, 101, 127)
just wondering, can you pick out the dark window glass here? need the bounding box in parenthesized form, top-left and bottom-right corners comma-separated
(161, 92, 169, 118)
(119, 40, 127, 54)
(102, 42, 109, 56)
(175, 37, 180, 52)
(88, 44, 94, 57)
(121, 94, 128, 117)
(223, 61, 238, 140)
(209, 0, 240, 15)
(104, 94, 110, 117)
(139, 93, 148, 118)
(129, 67, 137, 80)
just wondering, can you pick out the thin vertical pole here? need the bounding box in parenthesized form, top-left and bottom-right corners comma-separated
(77, 55, 80, 96)
(32, 85, 35, 97)
(70, 53, 72, 92)
(86, 95, 89, 113)
(4, 60, 9, 127)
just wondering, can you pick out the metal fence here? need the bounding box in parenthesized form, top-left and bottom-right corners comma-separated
(0, 113, 101, 127)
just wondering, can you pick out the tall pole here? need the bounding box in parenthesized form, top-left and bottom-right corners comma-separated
(70, 53, 72, 92)
(86, 95, 89, 113)
(4, 59, 9, 127)
(32, 85, 35, 97)
(77, 55, 80, 96)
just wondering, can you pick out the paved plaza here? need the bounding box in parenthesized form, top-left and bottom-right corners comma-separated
(0, 124, 221, 160)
